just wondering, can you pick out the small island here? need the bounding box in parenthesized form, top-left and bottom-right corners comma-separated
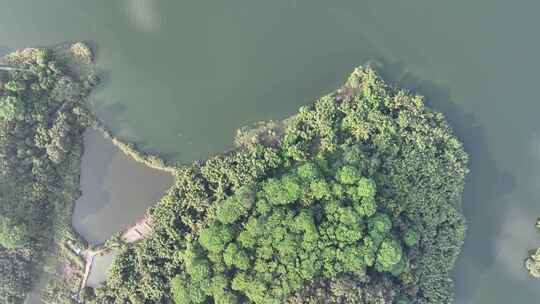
(0, 45, 468, 304)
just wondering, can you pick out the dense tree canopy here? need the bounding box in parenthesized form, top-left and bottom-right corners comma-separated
(91, 67, 468, 304)
(0, 45, 97, 303)
(171, 161, 409, 303)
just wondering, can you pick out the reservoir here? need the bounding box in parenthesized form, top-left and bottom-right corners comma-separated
(73, 129, 174, 245)
(2, 1, 540, 303)
(72, 128, 174, 289)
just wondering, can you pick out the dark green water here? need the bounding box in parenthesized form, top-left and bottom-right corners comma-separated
(3, 1, 540, 303)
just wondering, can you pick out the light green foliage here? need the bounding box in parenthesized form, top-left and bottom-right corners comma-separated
(296, 162, 320, 180)
(170, 275, 190, 304)
(309, 179, 331, 200)
(4, 80, 26, 92)
(238, 217, 263, 248)
(336, 166, 360, 185)
(353, 196, 376, 218)
(281, 175, 302, 201)
(99, 67, 468, 304)
(262, 178, 298, 205)
(198, 223, 233, 253)
(356, 177, 376, 198)
(175, 160, 402, 304)
(368, 214, 392, 236)
(223, 243, 250, 270)
(375, 238, 403, 272)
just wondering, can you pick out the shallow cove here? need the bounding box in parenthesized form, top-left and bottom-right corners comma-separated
(72, 129, 174, 245)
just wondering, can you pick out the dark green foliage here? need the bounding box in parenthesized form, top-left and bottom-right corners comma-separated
(96, 67, 468, 304)
(216, 186, 253, 224)
(0, 47, 96, 303)
(287, 275, 396, 304)
(0, 216, 30, 249)
(0, 248, 32, 304)
(403, 230, 418, 247)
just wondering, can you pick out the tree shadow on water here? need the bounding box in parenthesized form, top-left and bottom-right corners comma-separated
(373, 61, 515, 303)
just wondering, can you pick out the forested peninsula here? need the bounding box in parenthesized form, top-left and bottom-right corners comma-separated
(89, 68, 469, 303)
(0, 43, 468, 304)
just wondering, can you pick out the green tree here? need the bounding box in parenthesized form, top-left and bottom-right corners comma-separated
(310, 179, 331, 200)
(198, 223, 233, 253)
(356, 177, 376, 198)
(216, 186, 253, 224)
(223, 243, 250, 270)
(0, 216, 30, 249)
(353, 196, 376, 217)
(376, 238, 403, 272)
(263, 178, 299, 205)
(403, 230, 418, 247)
(0, 96, 21, 120)
(296, 162, 320, 180)
(335, 166, 360, 185)
(170, 276, 190, 304)
(4, 80, 26, 92)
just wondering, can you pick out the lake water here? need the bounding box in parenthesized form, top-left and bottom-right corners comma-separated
(3, 1, 540, 303)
